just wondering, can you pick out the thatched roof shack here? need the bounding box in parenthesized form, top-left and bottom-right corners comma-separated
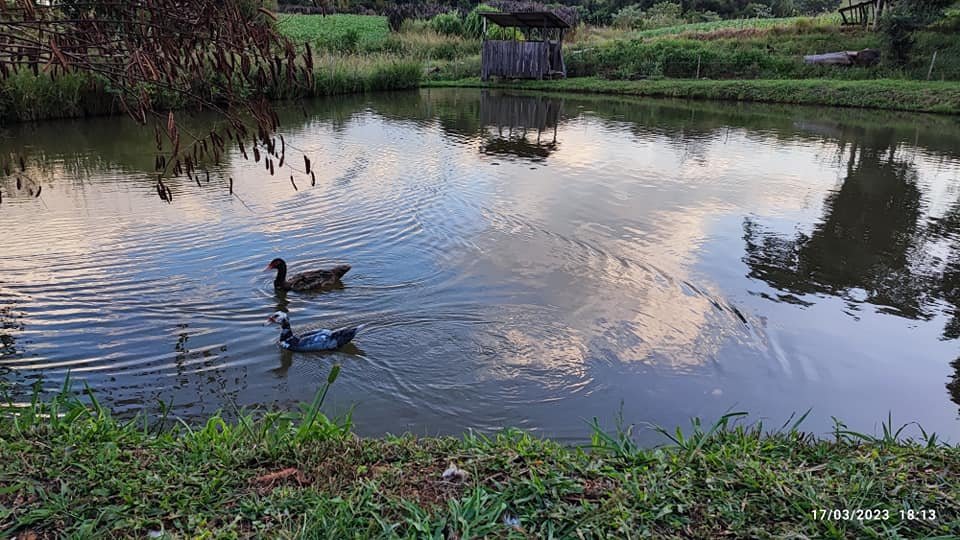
(479, 12, 570, 81)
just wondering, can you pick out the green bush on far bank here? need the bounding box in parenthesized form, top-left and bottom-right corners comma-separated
(0, 71, 110, 123)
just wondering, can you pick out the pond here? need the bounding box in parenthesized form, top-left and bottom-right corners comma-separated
(2, 89, 960, 444)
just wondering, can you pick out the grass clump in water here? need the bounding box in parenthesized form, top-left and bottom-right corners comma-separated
(2, 376, 958, 538)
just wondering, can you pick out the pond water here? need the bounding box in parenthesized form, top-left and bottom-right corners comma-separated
(2, 89, 960, 444)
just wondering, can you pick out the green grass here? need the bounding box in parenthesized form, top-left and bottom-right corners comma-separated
(278, 14, 391, 52)
(2, 380, 959, 538)
(0, 54, 421, 123)
(632, 15, 833, 39)
(426, 77, 960, 114)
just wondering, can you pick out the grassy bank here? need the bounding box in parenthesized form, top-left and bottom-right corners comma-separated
(1, 388, 958, 538)
(426, 77, 960, 114)
(3, 14, 960, 123)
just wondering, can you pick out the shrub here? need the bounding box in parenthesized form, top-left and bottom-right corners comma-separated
(686, 10, 723, 22)
(464, 4, 499, 38)
(795, 0, 840, 15)
(880, 0, 952, 66)
(613, 5, 647, 29)
(746, 2, 775, 18)
(430, 12, 465, 36)
(645, 2, 685, 28)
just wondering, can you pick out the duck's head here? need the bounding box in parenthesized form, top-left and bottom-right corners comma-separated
(265, 311, 289, 326)
(264, 258, 286, 272)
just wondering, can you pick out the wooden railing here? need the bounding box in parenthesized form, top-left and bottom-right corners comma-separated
(839, 0, 884, 26)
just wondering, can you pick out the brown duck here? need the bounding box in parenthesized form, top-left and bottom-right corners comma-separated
(265, 258, 351, 292)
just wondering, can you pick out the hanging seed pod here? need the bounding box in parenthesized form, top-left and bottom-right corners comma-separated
(327, 363, 340, 384)
(269, 160, 275, 176)
(16, 177, 22, 190)
(304, 156, 311, 175)
(18, 156, 25, 172)
(290, 175, 297, 191)
(311, 171, 316, 186)
(205, 170, 210, 183)
(278, 154, 284, 168)
(253, 146, 260, 163)
(35, 185, 41, 198)
(229, 177, 234, 194)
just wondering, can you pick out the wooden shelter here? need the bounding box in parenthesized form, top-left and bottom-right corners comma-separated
(839, 0, 885, 27)
(479, 11, 569, 81)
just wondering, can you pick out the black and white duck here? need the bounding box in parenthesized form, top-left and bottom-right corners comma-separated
(264, 311, 364, 352)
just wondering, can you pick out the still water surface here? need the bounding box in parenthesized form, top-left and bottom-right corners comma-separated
(2, 89, 960, 443)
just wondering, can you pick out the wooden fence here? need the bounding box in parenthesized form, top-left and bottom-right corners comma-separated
(482, 40, 559, 81)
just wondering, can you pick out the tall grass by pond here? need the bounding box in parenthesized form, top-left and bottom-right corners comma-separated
(0, 56, 420, 123)
(2, 379, 957, 538)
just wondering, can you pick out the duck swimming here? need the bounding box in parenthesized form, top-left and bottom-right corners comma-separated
(265, 311, 364, 352)
(265, 258, 351, 292)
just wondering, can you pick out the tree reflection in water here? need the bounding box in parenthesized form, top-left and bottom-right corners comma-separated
(948, 358, 960, 415)
(739, 124, 960, 413)
(743, 130, 960, 339)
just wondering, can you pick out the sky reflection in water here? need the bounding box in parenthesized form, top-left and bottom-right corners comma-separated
(1, 89, 960, 444)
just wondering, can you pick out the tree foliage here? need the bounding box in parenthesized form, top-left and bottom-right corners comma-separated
(0, 0, 314, 200)
(880, 0, 954, 65)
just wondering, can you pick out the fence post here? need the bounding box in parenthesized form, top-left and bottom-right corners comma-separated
(927, 50, 938, 80)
